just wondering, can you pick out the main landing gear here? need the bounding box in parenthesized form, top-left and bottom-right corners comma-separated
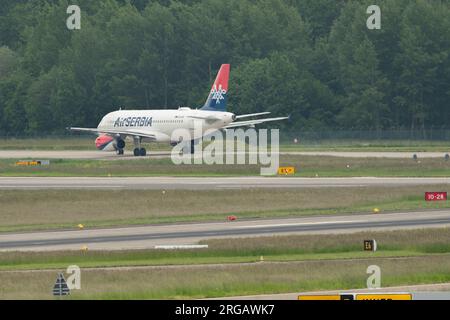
(181, 140, 196, 155)
(190, 140, 195, 155)
(133, 136, 147, 157)
(133, 147, 146, 156)
(116, 138, 125, 155)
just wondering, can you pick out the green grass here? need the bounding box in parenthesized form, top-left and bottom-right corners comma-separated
(0, 251, 423, 271)
(0, 185, 449, 232)
(0, 137, 93, 150)
(3, 255, 450, 299)
(1, 154, 450, 177)
(1, 228, 450, 299)
(0, 137, 448, 152)
(280, 139, 450, 152)
(0, 137, 173, 151)
(0, 157, 261, 176)
(1, 228, 449, 271)
(278, 155, 450, 177)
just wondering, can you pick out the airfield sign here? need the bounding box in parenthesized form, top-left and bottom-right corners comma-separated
(425, 192, 447, 201)
(53, 273, 70, 296)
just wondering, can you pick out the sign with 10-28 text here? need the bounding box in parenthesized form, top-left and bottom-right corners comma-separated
(425, 192, 447, 201)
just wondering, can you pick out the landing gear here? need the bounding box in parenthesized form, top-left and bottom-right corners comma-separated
(182, 140, 198, 154)
(115, 138, 125, 155)
(133, 137, 147, 156)
(134, 147, 146, 156)
(190, 140, 195, 155)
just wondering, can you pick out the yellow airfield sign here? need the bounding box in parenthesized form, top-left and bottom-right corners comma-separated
(299, 293, 413, 300)
(278, 167, 295, 175)
(355, 293, 412, 300)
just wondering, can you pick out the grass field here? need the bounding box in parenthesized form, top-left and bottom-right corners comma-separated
(282, 139, 450, 152)
(0, 137, 449, 152)
(1, 155, 450, 177)
(2, 256, 450, 299)
(0, 185, 448, 232)
(0, 137, 94, 150)
(0, 228, 449, 299)
(1, 228, 449, 270)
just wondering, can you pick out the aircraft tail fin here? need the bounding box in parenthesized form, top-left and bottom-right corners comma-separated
(200, 64, 230, 112)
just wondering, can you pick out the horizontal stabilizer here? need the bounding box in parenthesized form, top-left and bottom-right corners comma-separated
(235, 112, 271, 119)
(223, 116, 289, 129)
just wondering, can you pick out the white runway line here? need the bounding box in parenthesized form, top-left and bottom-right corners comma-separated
(233, 221, 361, 229)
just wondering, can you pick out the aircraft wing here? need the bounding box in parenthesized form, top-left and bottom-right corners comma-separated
(68, 127, 157, 140)
(223, 116, 289, 129)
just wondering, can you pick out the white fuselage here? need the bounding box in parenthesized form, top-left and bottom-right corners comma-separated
(97, 107, 235, 143)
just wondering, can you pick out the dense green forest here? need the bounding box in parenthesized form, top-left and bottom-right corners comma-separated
(0, 0, 449, 136)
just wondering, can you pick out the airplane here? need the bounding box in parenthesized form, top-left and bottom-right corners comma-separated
(69, 64, 288, 156)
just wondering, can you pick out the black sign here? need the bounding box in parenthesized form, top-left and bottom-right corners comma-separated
(364, 240, 377, 251)
(53, 273, 70, 296)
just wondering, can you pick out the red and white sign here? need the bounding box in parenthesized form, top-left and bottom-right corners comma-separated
(425, 192, 447, 201)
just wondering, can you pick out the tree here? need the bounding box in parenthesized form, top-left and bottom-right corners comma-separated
(0, 46, 17, 79)
(336, 38, 389, 130)
(394, 0, 450, 133)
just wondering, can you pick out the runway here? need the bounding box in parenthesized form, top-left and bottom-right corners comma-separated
(0, 210, 449, 251)
(0, 150, 448, 160)
(1, 176, 450, 190)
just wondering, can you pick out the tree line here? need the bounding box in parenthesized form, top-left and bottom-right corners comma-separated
(0, 0, 449, 136)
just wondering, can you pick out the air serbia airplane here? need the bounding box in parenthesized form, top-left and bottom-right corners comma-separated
(69, 64, 288, 156)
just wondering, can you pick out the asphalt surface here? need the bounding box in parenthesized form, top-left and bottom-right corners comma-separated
(0, 150, 449, 159)
(1, 176, 450, 190)
(1, 210, 449, 251)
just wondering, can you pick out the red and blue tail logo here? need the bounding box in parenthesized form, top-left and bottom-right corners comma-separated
(201, 64, 230, 112)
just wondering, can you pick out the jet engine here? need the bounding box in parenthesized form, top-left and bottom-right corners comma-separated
(95, 135, 125, 151)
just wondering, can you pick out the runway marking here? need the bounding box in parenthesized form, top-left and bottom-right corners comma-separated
(0, 185, 125, 189)
(1, 177, 450, 191)
(233, 220, 361, 229)
(2, 217, 450, 251)
(217, 184, 367, 189)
